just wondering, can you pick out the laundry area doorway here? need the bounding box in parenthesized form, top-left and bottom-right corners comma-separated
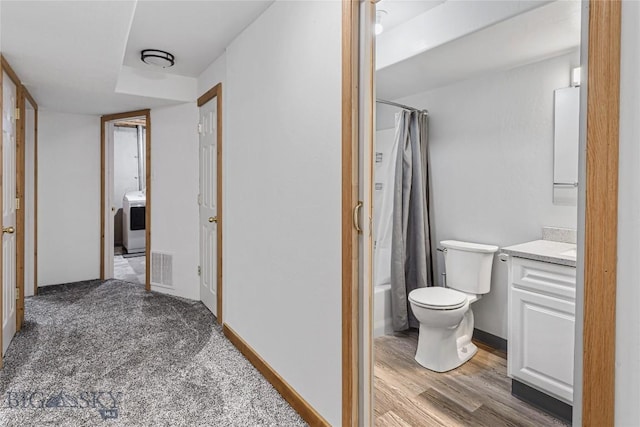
(101, 110, 151, 290)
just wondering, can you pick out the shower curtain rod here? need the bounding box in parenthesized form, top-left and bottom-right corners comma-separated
(376, 98, 429, 115)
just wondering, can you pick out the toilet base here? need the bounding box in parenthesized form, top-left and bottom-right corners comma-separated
(414, 309, 478, 372)
(414, 336, 477, 373)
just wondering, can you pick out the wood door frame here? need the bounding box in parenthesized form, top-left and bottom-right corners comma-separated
(100, 109, 151, 291)
(342, 1, 360, 426)
(581, 1, 620, 425)
(341, 0, 622, 425)
(197, 83, 223, 324)
(0, 55, 30, 344)
(16, 87, 37, 327)
(23, 90, 38, 299)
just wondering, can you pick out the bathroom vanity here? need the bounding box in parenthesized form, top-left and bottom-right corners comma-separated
(501, 236, 577, 421)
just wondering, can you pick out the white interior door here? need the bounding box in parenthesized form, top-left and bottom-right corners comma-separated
(199, 99, 218, 316)
(2, 72, 17, 355)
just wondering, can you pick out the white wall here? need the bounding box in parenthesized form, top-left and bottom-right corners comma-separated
(197, 52, 226, 97)
(149, 102, 200, 300)
(373, 128, 396, 287)
(38, 111, 100, 285)
(223, 1, 342, 424)
(378, 51, 579, 338)
(614, 2, 640, 424)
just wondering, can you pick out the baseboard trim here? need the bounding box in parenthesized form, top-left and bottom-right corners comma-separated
(473, 328, 507, 353)
(222, 324, 330, 427)
(512, 379, 572, 424)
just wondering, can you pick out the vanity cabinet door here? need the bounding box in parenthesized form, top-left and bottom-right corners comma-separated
(508, 260, 575, 404)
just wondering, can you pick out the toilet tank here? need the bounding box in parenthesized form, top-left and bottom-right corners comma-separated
(441, 240, 499, 295)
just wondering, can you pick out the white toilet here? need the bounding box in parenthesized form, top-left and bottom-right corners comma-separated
(408, 240, 498, 372)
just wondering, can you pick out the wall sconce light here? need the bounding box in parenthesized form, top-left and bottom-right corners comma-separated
(375, 10, 387, 36)
(571, 67, 581, 87)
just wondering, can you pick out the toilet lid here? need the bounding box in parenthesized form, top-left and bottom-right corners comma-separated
(408, 287, 467, 310)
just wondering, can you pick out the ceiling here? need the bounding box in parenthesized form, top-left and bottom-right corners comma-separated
(0, 1, 581, 115)
(0, 1, 273, 115)
(123, 1, 272, 78)
(376, 0, 445, 33)
(376, 0, 581, 101)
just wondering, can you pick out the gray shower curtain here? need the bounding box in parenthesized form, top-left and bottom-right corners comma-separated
(390, 110, 434, 331)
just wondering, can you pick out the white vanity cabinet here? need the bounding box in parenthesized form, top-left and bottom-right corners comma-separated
(507, 256, 576, 405)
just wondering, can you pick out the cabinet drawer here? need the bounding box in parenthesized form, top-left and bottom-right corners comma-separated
(511, 257, 576, 300)
(508, 287, 575, 404)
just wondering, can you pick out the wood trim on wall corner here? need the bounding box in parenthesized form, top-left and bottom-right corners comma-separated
(23, 88, 38, 111)
(0, 56, 21, 89)
(342, 1, 359, 426)
(197, 83, 221, 107)
(197, 83, 224, 325)
(222, 324, 330, 426)
(582, 1, 621, 426)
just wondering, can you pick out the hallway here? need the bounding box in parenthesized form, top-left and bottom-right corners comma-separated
(0, 281, 305, 426)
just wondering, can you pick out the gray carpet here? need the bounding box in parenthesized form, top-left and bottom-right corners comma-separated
(0, 280, 307, 426)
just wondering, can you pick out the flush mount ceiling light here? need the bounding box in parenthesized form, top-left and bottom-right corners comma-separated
(140, 49, 175, 68)
(375, 10, 387, 35)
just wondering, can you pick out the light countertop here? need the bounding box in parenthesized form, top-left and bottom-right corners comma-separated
(501, 239, 577, 267)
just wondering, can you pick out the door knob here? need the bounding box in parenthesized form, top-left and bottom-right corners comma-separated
(208, 217, 218, 223)
(3, 226, 15, 234)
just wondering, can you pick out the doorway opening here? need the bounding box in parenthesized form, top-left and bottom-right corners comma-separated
(101, 110, 151, 291)
(342, 1, 621, 426)
(113, 118, 147, 285)
(369, 1, 580, 425)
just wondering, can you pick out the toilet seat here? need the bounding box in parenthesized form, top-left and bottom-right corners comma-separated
(409, 287, 467, 310)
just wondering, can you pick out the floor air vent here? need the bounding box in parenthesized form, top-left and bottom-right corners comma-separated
(151, 252, 173, 288)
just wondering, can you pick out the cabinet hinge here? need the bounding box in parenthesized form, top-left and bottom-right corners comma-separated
(198, 266, 201, 276)
(15, 108, 20, 120)
(15, 287, 19, 301)
(198, 123, 203, 134)
(15, 198, 20, 210)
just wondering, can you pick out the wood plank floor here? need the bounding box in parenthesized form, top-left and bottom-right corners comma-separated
(374, 330, 570, 427)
